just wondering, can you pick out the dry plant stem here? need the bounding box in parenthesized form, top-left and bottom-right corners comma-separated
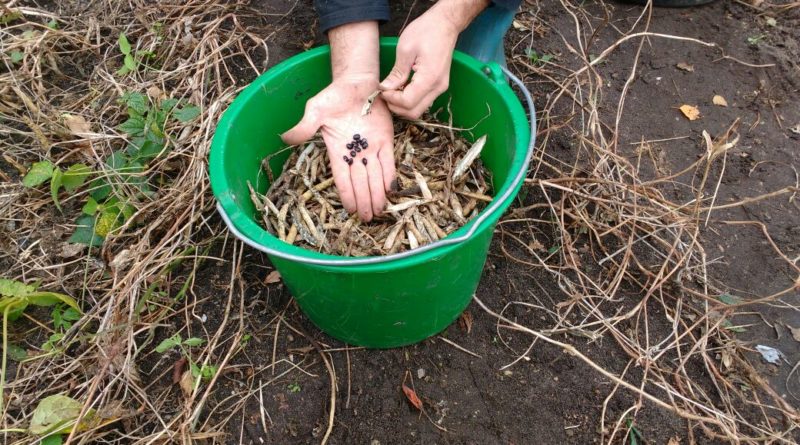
(476, 296, 732, 429)
(495, 1, 800, 442)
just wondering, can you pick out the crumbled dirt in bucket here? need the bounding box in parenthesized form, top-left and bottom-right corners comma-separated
(252, 118, 491, 256)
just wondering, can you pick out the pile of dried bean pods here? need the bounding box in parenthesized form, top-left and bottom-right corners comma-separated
(249, 118, 491, 256)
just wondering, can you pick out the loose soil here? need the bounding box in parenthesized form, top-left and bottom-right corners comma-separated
(197, 1, 799, 443)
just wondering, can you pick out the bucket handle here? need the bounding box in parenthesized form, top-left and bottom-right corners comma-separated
(216, 65, 536, 266)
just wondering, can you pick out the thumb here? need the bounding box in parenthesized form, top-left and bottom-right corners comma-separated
(281, 107, 320, 145)
(379, 47, 414, 91)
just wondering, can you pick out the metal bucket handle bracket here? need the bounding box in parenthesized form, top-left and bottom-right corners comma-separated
(216, 65, 536, 266)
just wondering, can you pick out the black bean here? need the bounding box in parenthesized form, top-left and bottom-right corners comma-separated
(350, 150, 357, 157)
(353, 134, 361, 140)
(360, 138, 367, 146)
(346, 142, 353, 149)
(362, 158, 368, 166)
(342, 155, 349, 162)
(347, 159, 353, 166)
(355, 146, 362, 152)
(362, 141, 369, 149)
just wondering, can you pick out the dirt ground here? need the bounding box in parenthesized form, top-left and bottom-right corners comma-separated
(2, 0, 799, 444)
(196, 1, 800, 443)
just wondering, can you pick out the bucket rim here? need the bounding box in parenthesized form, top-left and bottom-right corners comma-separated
(210, 37, 535, 268)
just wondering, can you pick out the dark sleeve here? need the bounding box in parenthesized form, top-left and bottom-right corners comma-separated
(492, 0, 522, 10)
(314, 0, 391, 33)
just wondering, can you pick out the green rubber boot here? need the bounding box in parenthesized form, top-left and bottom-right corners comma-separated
(455, 5, 516, 67)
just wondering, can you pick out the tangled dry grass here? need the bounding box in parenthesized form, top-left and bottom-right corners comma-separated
(0, 0, 798, 444)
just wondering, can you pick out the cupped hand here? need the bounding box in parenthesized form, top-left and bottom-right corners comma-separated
(378, 7, 461, 119)
(281, 78, 396, 222)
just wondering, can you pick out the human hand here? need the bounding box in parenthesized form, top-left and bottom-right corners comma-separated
(379, 0, 490, 119)
(281, 77, 396, 222)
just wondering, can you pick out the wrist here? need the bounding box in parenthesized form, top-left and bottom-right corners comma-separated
(431, 0, 491, 33)
(328, 21, 381, 82)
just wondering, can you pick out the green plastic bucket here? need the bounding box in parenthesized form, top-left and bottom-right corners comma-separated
(210, 38, 534, 348)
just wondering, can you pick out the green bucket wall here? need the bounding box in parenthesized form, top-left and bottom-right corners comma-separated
(210, 38, 532, 348)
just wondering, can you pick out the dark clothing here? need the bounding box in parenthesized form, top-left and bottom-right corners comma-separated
(314, 0, 522, 33)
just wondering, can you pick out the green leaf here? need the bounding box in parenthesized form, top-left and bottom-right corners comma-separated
(123, 53, 137, 71)
(82, 197, 99, 215)
(22, 160, 54, 187)
(88, 179, 111, 202)
(118, 115, 145, 136)
(68, 215, 104, 247)
(52, 305, 80, 330)
(116, 65, 130, 76)
(0, 278, 36, 297)
(41, 434, 63, 445)
(160, 98, 179, 112)
(50, 169, 63, 211)
(62, 307, 81, 321)
(136, 138, 166, 160)
(6, 302, 28, 322)
(200, 365, 217, 382)
(119, 202, 136, 221)
(10, 50, 23, 64)
(26, 292, 80, 312)
(182, 337, 204, 347)
(94, 208, 122, 238)
(106, 150, 128, 170)
(0, 11, 22, 25)
(29, 394, 95, 435)
(47, 19, 58, 30)
(718, 293, 743, 305)
(121, 92, 148, 115)
(42, 333, 64, 351)
(6, 343, 28, 362)
(118, 33, 131, 55)
(61, 164, 91, 193)
(173, 105, 201, 123)
(52, 307, 64, 330)
(154, 108, 168, 131)
(155, 334, 182, 353)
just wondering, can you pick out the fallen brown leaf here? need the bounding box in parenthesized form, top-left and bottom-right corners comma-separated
(676, 62, 694, 72)
(60, 243, 86, 258)
(63, 114, 91, 135)
(679, 105, 700, 121)
(146, 85, 165, 101)
(529, 239, 545, 251)
(265, 270, 281, 284)
(179, 370, 195, 397)
(512, 20, 528, 31)
(458, 311, 474, 334)
(789, 325, 800, 342)
(402, 384, 423, 411)
(173, 357, 187, 384)
(713, 95, 728, 107)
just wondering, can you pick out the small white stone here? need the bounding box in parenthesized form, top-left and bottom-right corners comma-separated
(417, 368, 425, 379)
